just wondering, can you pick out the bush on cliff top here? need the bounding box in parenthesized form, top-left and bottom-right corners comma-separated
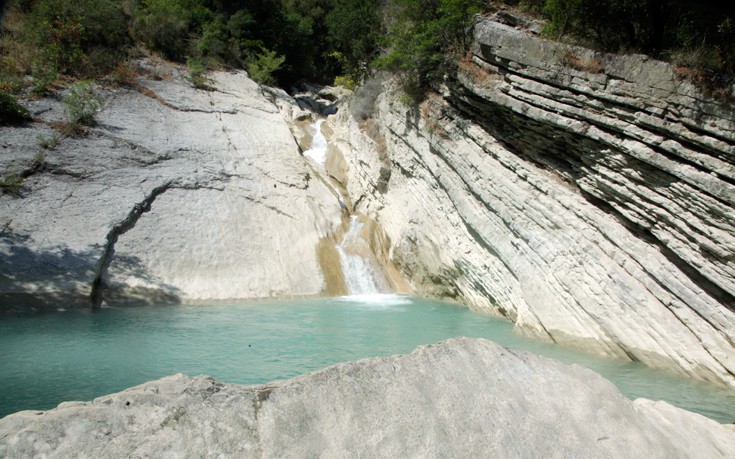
(538, 0, 735, 78)
(2, 0, 732, 94)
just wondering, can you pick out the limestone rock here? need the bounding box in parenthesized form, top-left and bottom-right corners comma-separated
(328, 19, 735, 387)
(0, 64, 343, 311)
(1, 338, 732, 458)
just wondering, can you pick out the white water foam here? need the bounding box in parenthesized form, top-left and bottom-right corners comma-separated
(335, 294, 412, 307)
(338, 216, 390, 295)
(303, 119, 328, 165)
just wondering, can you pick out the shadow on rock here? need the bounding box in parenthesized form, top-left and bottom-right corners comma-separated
(0, 229, 182, 314)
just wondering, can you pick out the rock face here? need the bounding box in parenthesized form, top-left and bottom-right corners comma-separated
(327, 17, 735, 386)
(1, 338, 733, 458)
(0, 64, 342, 310)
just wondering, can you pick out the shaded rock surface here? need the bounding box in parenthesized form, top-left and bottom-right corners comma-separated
(327, 17, 735, 386)
(0, 65, 342, 310)
(1, 338, 733, 458)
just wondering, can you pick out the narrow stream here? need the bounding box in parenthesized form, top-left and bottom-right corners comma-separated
(303, 119, 328, 165)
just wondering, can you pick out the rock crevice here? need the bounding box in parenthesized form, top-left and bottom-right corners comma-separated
(90, 181, 172, 309)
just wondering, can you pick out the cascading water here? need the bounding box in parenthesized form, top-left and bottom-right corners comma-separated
(303, 119, 328, 165)
(302, 118, 390, 296)
(337, 216, 389, 295)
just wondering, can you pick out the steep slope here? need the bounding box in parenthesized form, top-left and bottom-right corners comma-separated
(0, 63, 343, 310)
(327, 17, 735, 386)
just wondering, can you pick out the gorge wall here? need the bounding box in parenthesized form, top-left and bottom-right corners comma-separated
(2, 15, 734, 391)
(0, 64, 343, 310)
(326, 17, 735, 387)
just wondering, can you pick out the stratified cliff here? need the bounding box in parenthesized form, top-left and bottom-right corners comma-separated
(327, 17, 735, 386)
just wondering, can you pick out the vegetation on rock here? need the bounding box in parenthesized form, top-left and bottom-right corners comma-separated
(0, 88, 31, 125)
(0, 0, 732, 96)
(502, 0, 734, 88)
(60, 81, 103, 135)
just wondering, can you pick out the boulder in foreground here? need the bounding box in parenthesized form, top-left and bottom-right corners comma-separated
(1, 338, 733, 457)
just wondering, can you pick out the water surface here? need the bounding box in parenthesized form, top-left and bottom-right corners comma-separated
(1, 295, 733, 423)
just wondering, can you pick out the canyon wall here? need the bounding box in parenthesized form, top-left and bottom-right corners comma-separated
(327, 17, 735, 386)
(0, 63, 343, 311)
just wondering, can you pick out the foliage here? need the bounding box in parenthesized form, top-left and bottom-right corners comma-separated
(246, 48, 286, 86)
(129, 0, 197, 61)
(30, 60, 59, 96)
(1, 0, 129, 84)
(3, 0, 729, 96)
(375, 0, 484, 97)
(186, 57, 213, 90)
(328, 52, 358, 89)
(325, 0, 381, 83)
(0, 175, 24, 194)
(541, 0, 735, 78)
(62, 81, 103, 128)
(106, 61, 138, 87)
(0, 89, 31, 125)
(37, 134, 60, 150)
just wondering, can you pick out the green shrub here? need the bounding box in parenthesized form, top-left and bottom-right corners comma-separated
(0, 89, 31, 125)
(62, 81, 103, 128)
(26, 0, 130, 77)
(375, 0, 484, 97)
(186, 57, 213, 90)
(0, 175, 24, 194)
(246, 47, 286, 86)
(37, 134, 60, 150)
(30, 60, 59, 96)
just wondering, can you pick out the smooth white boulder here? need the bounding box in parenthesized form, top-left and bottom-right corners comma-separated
(1, 338, 732, 458)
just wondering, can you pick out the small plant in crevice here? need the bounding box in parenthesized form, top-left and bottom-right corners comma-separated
(32, 150, 46, 167)
(61, 81, 104, 136)
(107, 61, 138, 87)
(0, 174, 24, 195)
(37, 134, 59, 150)
(559, 49, 604, 73)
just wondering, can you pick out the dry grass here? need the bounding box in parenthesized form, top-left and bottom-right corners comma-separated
(106, 61, 139, 87)
(0, 4, 35, 75)
(421, 94, 449, 138)
(457, 53, 501, 87)
(559, 50, 604, 73)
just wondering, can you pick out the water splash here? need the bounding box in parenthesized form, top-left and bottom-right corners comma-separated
(337, 216, 389, 295)
(303, 119, 328, 165)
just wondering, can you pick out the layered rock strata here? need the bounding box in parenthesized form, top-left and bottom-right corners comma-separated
(327, 18, 735, 386)
(1, 338, 733, 457)
(0, 64, 342, 310)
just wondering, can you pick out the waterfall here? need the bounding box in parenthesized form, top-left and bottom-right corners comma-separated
(337, 216, 389, 295)
(301, 118, 390, 296)
(303, 119, 328, 165)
